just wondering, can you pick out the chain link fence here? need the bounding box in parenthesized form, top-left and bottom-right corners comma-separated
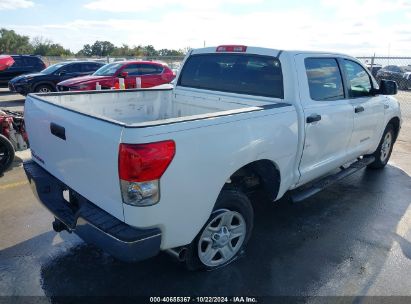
(38, 55, 411, 120)
(41, 55, 186, 72)
(357, 56, 411, 121)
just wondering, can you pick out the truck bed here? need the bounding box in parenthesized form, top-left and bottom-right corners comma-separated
(25, 86, 293, 224)
(34, 88, 269, 127)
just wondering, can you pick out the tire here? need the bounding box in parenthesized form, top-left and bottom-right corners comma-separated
(185, 189, 254, 271)
(0, 134, 15, 174)
(367, 124, 395, 169)
(34, 84, 54, 93)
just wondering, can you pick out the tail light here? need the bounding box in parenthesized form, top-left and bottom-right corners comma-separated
(118, 140, 175, 206)
(216, 45, 247, 52)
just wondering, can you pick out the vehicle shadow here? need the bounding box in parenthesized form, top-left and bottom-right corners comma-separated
(0, 154, 26, 177)
(1, 165, 410, 297)
(0, 91, 18, 96)
(9, 154, 25, 170)
(392, 233, 411, 260)
(0, 99, 25, 108)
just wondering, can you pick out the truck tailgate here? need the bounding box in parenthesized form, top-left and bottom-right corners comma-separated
(25, 95, 125, 221)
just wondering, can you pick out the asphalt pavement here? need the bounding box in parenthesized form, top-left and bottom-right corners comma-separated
(0, 88, 411, 300)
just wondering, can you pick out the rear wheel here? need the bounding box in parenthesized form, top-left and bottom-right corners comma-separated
(367, 124, 395, 169)
(185, 189, 254, 270)
(34, 84, 54, 93)
(0, 134, 15, 174)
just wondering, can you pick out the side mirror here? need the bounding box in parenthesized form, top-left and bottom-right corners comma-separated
(120, 71, 128, 78)
(378, 79, 397, 95)
(59, 70, 67, 76)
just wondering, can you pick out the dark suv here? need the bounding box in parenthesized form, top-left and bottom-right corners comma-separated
(0, 55, 46, 87)
(375, 65, 411, 90)
(8, 61, 104, 95)
(365, 64, 382, 77)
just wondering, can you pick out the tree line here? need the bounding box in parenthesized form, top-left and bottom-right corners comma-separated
(0, 28, 186, 57)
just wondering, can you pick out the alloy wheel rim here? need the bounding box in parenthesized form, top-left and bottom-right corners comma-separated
(39, 87, 51, 93)
(380, 132, 392, 162)
(198, 209, 246, 267)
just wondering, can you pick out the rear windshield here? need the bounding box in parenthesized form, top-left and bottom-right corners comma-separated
(93, 63, 123, 76)
(178, 54, 283, 99)
(41, 63, 66, 74)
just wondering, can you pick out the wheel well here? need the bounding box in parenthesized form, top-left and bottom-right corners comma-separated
(388, 117, 400, 141)
(226, 159, 281, 202)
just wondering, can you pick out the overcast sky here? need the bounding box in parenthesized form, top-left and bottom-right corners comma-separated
(0, 0, 410, 55)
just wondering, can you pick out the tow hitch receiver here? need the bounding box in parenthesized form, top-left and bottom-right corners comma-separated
(52, 218, 69, 233)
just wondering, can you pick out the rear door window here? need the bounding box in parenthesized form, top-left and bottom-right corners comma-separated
(25, 57, 41, 67)
(178, 53, 284, 98)
(122, 64, 140, 76)
(23, 57, 33, 67)
(10, 57, 24, 68)
(138, 64, 163, 75)
(305, 58, 345, 101)
(81, 63, 102, 73)
(65, 63, 82, 73)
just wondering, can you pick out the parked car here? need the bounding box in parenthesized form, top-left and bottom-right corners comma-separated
(8, 61, 104, 95)
(375, 65, 411, 90)
(365, 63, 382, 77)
(56, 61, 175, 91)
(23, 45, 401, 270)
(0, 55, 46, 88)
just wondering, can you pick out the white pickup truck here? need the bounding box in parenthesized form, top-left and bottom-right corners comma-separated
(24, 45, 401, 270)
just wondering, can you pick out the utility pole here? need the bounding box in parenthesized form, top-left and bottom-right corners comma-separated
(370, 52, 375, 70)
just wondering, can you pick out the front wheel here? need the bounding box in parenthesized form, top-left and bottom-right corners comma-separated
(0, 134, 15, 174)
(367, 124, 395, 169)
(185, 189, 254, 270)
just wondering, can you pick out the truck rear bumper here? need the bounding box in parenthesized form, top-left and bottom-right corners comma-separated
(23, 160, 161, 262)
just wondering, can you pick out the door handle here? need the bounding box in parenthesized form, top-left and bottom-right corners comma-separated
(355, 106, 365, 113)
(306, 114, 322, 123)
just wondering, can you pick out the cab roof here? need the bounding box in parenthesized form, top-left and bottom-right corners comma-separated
(191, 45, 350, 59)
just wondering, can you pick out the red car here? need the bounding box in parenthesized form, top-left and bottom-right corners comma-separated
(57, 61, 175, 91)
